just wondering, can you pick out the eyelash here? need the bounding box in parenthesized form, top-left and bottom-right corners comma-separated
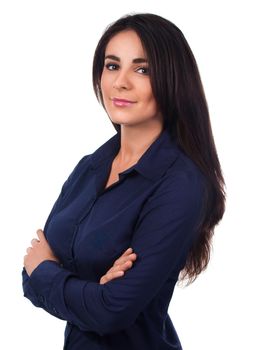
(105, 63, 149, 75)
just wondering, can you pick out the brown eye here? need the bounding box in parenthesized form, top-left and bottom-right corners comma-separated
(136, 67, 149, 75)
(105, 63, 119, 71)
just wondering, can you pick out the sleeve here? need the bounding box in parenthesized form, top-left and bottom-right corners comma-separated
(23, 169, 206, 336)
(43, 154, 91, 230)
(22, 155, 90, 309)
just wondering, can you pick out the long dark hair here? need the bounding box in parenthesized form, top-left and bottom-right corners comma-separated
(92, 13, 226, 286)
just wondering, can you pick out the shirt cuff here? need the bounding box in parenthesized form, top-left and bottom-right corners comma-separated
(29, 260, 64, 300)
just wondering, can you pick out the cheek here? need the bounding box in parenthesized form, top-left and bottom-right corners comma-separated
(139, 85, 157, 108)
(101, 83, 113, 106)
(100, 71, 109, 94)
(100, 75, 105, 94)
(138, 79, 153, 100)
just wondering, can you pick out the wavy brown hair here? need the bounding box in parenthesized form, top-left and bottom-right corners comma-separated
(92, 13, 226, 286)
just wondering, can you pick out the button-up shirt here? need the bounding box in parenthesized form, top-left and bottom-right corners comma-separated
(22, 127, 206, 349)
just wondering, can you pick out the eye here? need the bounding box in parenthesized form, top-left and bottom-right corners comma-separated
(136, 67, 149, 75)
(105, 63, 118, 71)
(104, 63, 149, 75)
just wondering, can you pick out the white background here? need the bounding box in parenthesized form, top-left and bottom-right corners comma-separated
(1, 0, 258, 349)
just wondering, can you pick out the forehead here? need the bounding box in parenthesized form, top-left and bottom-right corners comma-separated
(105, 30, 146, 56)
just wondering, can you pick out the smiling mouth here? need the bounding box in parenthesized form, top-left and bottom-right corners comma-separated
(112, 97, 137, 103)
(111, 97, 137, 107)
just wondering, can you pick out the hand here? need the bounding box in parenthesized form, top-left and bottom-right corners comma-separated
(23, 229, 60, 277)
(99, 247, 137, 285)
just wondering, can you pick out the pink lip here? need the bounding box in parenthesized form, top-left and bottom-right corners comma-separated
(112, 97, 136, 107)
(112, 97, 136, 103)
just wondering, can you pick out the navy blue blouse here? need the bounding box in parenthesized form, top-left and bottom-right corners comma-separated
(22, 127, 206, 349)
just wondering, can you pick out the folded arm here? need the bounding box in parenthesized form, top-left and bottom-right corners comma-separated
(22, 170, 206, 336)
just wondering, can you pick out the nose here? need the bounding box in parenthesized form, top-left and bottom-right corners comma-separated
(113, 70, 131, 90)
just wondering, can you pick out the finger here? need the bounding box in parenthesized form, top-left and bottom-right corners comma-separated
(26, 247, 32, 254)
(109, 271, 124, 280)
(121, 260, 134, 270)
(114, 253, 136, 265)
(36, 229, 44, 241)
(100, 271, 124, 284)
(114, 253, 137, 266)
(122, 247, 133, 256)
(126, 253, 137, 261)
(23, 255, 29, 266)
(110, 259, 135, 275)
(31, 238, 40, 246)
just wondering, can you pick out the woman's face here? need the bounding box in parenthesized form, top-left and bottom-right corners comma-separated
(100, 30, 163, 128)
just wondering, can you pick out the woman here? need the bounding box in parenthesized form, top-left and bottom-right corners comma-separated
(22, 13, 226, 350)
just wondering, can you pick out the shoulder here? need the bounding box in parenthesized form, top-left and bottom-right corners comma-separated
(163, 146, 207, 199)
(60, 153, 93, 196)
(72, 154, 92, 174)
(134, 148, 207, 243)
(143, 146, 207, 224)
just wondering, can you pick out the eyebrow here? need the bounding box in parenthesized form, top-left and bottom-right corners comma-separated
(104, 55, 148, 64)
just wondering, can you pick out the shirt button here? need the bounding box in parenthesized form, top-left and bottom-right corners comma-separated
(52, 307, 57, 314)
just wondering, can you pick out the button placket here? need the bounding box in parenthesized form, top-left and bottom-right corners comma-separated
(69, 195, 98, 270)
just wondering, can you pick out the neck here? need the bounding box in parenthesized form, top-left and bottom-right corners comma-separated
(115, 123, 164, 166)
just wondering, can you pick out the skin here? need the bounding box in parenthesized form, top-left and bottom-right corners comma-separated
(24, 29, 163, 283)
(100, 29, 164, 167)
(23, 229, 59, 277)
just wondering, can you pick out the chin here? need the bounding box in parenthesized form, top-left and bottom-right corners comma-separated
(107, 111, 149, 126)
(108, 114, 135, 124)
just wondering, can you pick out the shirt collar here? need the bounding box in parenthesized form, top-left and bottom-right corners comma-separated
(89, 127, 180, 181)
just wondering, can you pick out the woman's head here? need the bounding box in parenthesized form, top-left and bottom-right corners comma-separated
(93, 13, 203, 136)
(100, 29, 163, 130)
(92, 13, 226, 286)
